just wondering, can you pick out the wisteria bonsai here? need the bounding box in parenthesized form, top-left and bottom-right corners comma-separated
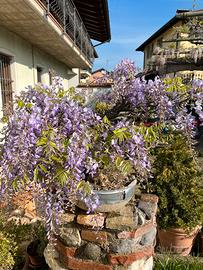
(0, 78, 151, 235)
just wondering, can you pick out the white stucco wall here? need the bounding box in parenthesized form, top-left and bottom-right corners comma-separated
(0, 25, 80, 118)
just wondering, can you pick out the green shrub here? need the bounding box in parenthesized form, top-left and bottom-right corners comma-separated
(0, 231, 17, 270)
(150, 132, 203, 229)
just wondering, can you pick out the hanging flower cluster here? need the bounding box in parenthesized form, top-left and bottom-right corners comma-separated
(94, 59, 174, 123)
(93, 60, 203, 134)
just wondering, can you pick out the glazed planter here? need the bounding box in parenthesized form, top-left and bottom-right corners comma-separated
(158, 226, 200, 256)
(77, 179, 137, 212)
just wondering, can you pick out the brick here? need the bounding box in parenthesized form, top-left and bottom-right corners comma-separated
(81, 230, 108, 244)
(117, 222, 154, 239)
(55, 239, 77, 257)
(140, 194, 158, 204)
(77, 214, 105, 227)
(62, 255, 112, 270)
(105, 216, 136, 230)
(108, 246, 154, 266)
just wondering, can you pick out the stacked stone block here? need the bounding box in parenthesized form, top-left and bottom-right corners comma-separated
(44, 194, 158, 270)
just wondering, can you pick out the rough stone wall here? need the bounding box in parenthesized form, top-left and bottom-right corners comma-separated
(45, 194, 158, 270)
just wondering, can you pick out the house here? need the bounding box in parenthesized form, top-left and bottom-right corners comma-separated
(136, 9, 203, 80)
(77, 68, 112, 106)
(0, 0, 111, 115)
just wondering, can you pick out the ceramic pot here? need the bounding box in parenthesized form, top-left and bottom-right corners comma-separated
(158, 226, 200, 256)
(77, 179, 137, 212)
(201, 231, 203, 257)
(27, 240, 46, 268)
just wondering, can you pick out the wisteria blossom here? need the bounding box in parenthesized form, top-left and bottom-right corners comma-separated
(0, 78, 151, 235)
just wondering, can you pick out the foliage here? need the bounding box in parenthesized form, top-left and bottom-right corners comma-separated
(154, 255, 203, 270)
(0, 232, 17, 270)
(150, 132, 203, 229)
(30, 221, 48, 257)
(83, 117, 150, 190)
(0, 210, 47, 268)
(0, 210, 30, 270)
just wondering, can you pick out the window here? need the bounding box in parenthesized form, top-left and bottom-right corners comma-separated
(0, 53, 13, 114)
(37, 66, 43, 83)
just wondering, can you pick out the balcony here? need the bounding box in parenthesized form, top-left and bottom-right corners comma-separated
(147, 47, 203, 74)
(0, 0, 96, 68)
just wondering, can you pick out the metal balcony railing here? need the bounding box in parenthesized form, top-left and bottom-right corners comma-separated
(37, 0, 95, 64)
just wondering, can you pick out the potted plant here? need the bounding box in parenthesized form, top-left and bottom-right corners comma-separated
(76, 117, 151, 212)
(150, 131, 203, 255)
(26, 221, 48, 268)
(0, 78, 151, 235)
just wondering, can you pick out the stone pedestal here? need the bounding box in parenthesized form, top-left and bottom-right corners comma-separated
(44, 194, 158, 270)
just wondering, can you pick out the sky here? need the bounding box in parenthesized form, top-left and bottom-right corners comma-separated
(92, 0, 203, 71)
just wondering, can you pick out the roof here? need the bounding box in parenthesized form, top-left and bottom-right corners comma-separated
(136, 9, 203, 52)
(73, 0, 111, 42)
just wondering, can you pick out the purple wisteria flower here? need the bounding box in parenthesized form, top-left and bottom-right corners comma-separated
(0, 78, 151, 236)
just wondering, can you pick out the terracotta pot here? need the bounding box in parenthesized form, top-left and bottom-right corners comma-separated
(144, 117, 160, 127)
(158, 226, 200, 256)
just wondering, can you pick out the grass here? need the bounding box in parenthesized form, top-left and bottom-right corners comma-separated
(154, 254, 203, 270)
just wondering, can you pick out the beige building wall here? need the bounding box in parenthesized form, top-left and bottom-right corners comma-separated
(0, 25, 80, 118)
(143, 21, 203, 78)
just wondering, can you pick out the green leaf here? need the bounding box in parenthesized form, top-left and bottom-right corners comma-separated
(17, 99, 24, 108)
(51, 155, 63, 163)
(39, 164, 48, 173)
(12, 179, 18, 190)
(50, 141, 57, 149)
(102, 115, 111, 125)
(85, 144, 92, 151)
(77, 180, 92, 195)
(115, 157, 134, 175)
(34, 167, 39, 181)
(54, 168, 69, 186)
(115, 156, 122, 167)
(26, 103, 33, 109)
(36, 137, 48, 146)
(113, 128, 131, 143)
(100, 154, 110, 166)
